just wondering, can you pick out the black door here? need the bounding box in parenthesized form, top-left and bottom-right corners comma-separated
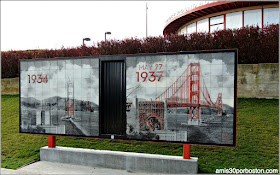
(101, 61, 126, 136)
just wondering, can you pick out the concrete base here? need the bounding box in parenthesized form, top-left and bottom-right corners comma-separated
(40, 146, 198, 174)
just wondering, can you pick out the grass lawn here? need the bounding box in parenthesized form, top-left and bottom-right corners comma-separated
(1, 95, 279, 173)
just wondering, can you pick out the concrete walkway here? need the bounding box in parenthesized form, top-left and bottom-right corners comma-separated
(1, 161, 172, 175)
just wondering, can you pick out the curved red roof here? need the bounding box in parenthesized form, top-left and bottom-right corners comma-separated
(163, 1, 278, 35)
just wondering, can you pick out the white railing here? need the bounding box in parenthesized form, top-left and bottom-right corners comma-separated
(165, 1, 213, 24)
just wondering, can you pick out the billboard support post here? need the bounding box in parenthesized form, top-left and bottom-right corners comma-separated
(48, 136, 56, 148)
(183, 144, 191, 159)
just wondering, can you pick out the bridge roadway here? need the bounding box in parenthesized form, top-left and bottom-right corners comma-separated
(62, 116, 90, 136)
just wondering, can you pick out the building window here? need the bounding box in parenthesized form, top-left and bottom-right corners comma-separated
(210, 15, 224, 32)
(178, 30, 181, 35)
(180, 26, 187, 35)
(263, 7, 279, 26)
(244, 9, 262, 27)
(226, 11, 242, 29)
(187, 22, 196, 34)
(177, 6, 279, 35)
(197, 18, 209, 33)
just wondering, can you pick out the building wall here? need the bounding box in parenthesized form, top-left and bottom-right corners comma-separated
(178, 5, 279, 35)
(238, 63, 279, 99)
(3, 63, 278, 99)
(1, 77, 19, 95)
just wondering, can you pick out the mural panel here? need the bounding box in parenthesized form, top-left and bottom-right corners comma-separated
(20, 58, 99, 136)
(126, 51, 236, 145)
(20, 50, 236, 146)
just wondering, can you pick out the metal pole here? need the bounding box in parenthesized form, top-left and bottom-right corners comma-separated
(146, 2, 148, 38)
(105, 33, 106, 42)
(48, 136, 56, 148)
(183, 144, 191, 159)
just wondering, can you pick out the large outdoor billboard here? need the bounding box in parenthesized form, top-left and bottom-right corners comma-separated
(20, 50, 237, 146)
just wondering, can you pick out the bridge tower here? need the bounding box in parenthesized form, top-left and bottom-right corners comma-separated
(217, 93, 223, 116)
(87, 94, 91, 112)
(66, 79, 74, 117)
(189, 63, 200, 121)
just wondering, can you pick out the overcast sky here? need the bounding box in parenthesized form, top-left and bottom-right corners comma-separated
(1, 1, 212, 51)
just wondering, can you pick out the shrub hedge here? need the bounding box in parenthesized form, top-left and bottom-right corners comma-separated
(1, 24, 278, 78)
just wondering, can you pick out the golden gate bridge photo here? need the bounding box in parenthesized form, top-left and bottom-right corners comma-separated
(138, 62, 223, 131)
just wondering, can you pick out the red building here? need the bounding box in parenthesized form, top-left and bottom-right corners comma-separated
(164, 1, 279, 35)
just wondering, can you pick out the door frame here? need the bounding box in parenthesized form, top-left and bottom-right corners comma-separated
(99, 56, 126, 139)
